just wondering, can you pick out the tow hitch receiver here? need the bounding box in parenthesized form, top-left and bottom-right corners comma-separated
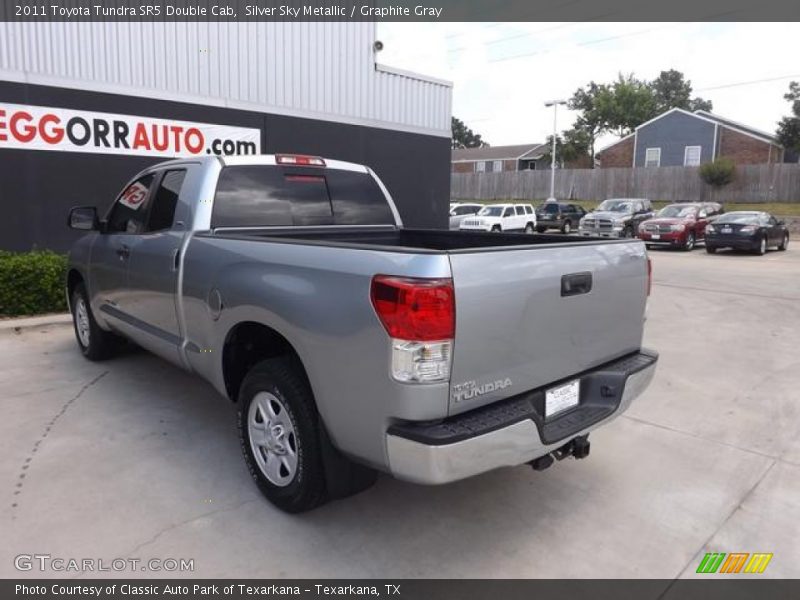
(528, 435, 591, 471)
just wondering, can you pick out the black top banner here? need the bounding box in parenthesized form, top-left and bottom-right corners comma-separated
(3, 0, 800, 22)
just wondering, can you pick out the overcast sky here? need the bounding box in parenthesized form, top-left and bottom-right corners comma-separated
(378, 22, 800, 149)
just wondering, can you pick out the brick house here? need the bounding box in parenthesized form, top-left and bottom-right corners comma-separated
(596, 108, 786, 168)
(452, 143, 549, 173)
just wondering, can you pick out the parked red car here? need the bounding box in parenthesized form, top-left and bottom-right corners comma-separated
(637, 202, 724, 251)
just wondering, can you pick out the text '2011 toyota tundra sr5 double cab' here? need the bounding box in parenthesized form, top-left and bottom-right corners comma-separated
(67, 154, 658, 513)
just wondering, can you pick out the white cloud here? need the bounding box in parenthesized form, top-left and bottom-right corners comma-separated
(378, 22, 800, 146)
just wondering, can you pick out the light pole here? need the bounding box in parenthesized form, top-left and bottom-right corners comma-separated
(544, 99, 567, 202)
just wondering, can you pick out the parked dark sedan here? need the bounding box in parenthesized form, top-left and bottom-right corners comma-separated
(705, 211, 789, 255)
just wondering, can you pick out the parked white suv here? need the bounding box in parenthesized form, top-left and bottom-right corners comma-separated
(460, 203, 536, 233)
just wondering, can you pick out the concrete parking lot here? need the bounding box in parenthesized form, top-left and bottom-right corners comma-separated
(2, 245, 799, 579)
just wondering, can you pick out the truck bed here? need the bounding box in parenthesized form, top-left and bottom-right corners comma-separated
(209, 227, 635, 253)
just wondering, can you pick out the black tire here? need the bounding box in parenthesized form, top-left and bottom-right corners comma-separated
(524, 222, 535, 234)
(238, 357, 328, 513)
(561, 220, 572, 234)
(622, 225, 634, 238)
(683, 231, 695, 251)
(705, 245, 717, 254)
(755, 234, 767, 256)
(778, 233, 789, 251)
(491, 225, 501, 233)
(536, 226, 546, 233)
(70, 282, 120, 361)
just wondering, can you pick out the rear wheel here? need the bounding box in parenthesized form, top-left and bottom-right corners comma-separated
(705, 245, 717, 254)
(491, 225, 501, 233)
(524, 222, 534, 234)
(561, 220, 572, 234)
(778, 233, 789, 251)
(536, 226, 546, 233)
(622, 225, 634, 238)
(70, 282, 120, 361)
(239, 358, 327, 513)
(755, 235, 767, 255)
(683, 231, 695, 251)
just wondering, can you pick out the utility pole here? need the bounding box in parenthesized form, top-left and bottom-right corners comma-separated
(544, 99, 567, 202)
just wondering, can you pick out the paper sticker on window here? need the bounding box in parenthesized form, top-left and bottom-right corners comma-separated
(120, 181, 150, 210)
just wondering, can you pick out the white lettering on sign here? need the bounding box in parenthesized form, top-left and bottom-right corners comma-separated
(0, 103, 261, 158)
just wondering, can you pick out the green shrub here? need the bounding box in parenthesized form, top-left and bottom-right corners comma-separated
(0, 251, 68, 316)
(699, 157, 736, 187)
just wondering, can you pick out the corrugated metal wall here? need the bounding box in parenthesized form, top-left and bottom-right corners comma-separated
(0, 22, 451, 136)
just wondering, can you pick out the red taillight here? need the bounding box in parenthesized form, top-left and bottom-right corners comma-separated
(276, 154, 326, 167)
(370, 276, 455, 341)
(646, 257, 652, 296)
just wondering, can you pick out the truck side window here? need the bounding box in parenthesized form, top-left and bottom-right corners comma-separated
(147, 170, 186, 232)
(106, 174, 156, 234)
(503, 207, 514, 218)
(515, 206, 525, 215)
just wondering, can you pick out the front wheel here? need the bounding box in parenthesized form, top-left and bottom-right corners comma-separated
(71, 282, 120, 361)
(239, 358, 328, 513)
(683, 231, 695, 251)
(778, 234, 789, 251)
(755, 235, 767, 256)
(536, 226, 546, 233)
(561, 220, 572, 234)
(706, 245, 717, 254)
(622, 225, 634, 238)
(491, 225, 501, 233)
(524, 223, 534, 234)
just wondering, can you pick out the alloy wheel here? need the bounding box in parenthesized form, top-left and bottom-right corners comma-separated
(248, 392, 299, 487)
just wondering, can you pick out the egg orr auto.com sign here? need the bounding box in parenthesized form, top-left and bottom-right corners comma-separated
(0, 102, 261, 157)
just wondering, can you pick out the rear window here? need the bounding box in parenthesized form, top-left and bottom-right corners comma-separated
(716, 213, 761, 225)
(540, 204, 560, 214)
(211, 165, 395, 228)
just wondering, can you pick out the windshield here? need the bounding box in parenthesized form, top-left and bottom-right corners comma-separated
(597, 200, 634, 213)
(658, 205, 698, 218)
(539, 204, 560, 214)
(478, 206, 504, 217)
(716, 213, 762, 225)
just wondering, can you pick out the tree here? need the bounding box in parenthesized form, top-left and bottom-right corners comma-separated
(541, 128, 592, 166)
(776, 81, 800, 153)
(605, 73, 657, 137)
(568, 82, 611, 164)
(650, 69, 713, 115)
(451, 117, 488, 149)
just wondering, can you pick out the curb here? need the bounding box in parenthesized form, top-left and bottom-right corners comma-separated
(0, 313, 72, 334)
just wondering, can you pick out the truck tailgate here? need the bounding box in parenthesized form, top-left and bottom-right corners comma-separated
(448, 240, 648, 415)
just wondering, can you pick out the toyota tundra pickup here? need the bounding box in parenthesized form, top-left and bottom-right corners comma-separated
(66, 154, 658, 513)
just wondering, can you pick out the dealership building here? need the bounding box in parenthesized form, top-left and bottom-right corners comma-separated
(0, 22, 452, 251)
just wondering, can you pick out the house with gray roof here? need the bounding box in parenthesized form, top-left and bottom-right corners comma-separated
(452, 143, 549, 173)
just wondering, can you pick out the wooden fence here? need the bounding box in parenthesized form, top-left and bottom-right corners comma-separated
(451, 164, 800, 204)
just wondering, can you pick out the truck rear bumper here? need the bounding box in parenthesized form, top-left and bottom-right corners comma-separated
(386, 349, 657, 484)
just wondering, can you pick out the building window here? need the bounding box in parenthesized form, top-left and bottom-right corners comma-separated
(476, 161, 486, 173)
(528, 162, 536, 170)
(684, 145, 702, 167)
(493, 160, 503, 172)
(644, 147, 661, 167)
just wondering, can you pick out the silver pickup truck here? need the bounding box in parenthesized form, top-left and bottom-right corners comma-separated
(66, 154, 658, 513)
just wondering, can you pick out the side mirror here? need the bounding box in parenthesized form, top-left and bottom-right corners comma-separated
(68, 206, 99, 231)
